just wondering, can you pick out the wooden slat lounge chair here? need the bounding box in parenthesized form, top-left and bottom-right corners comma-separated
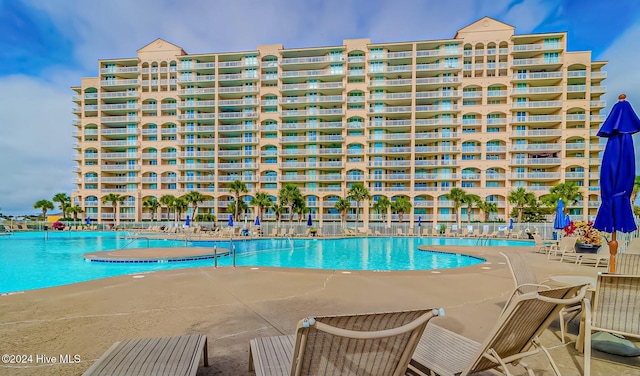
(82, 334, 208, 376)
(375, 230, 382, 236)
(581, 273, 640, 376)
(422, 228, 431, 237)
(249, 308, 444, 376)
(397, 228, 404, 236)
(616, 253, 640, 274)
(409, 284, 588, 376)
(500, 251, 583, 344)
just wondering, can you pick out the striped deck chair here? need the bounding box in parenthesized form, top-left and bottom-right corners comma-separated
(616, 253, 640, 274)
(582, 274, 640, 376)
(409, 284, 588, 376)
(249, 308, 444, 376)
(500, 251, 584, 344)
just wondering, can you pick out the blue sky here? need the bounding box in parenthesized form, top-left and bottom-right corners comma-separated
(1, 0, 640, 216)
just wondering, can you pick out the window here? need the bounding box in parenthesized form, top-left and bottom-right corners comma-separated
(462, 182, 475, 188)
(485, 181, 499, 188)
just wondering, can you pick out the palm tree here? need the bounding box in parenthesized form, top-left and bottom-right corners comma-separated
(142, 197, 160, 221)
(226, 200, 248, 219)
(172, 197, 188, 223)
(52, 193, 70, 219)
(33, 199, 54, 221)
(348, 183, 371, 229)
(444, 188, 467, 226)
(228, 180, 248, 223)
(540, 182, 583, 214)
(250, 191, 273, 221)
(159, 194, 177, 221)
(391, 197, 412, 222)
(102, 193, 125, 224)
(67, 205, 83, 223)
(462, 194, 481, 223)
(272, 203, 286, 226)
(182, 191, 210, 221)
(477, 200, 498, 222)
(334, 198, 351, 225)
(279, 183, 302, 223)
(293, 199, 308, 223)
(507, 187, 536, 223)
(372, 196, 391, 225)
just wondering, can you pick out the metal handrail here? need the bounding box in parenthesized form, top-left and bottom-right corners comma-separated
(120, 237, 150, 249)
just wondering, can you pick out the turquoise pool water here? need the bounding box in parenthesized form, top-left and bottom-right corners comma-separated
(0, 232, 530, 294)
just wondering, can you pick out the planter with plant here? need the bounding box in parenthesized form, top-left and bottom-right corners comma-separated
(437, 224, 446, 234)
(564, 221, 604, 253)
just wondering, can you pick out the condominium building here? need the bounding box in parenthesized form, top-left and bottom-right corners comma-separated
(71, 17, 606, 225)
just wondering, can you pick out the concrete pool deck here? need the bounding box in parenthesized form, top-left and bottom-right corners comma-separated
(0, 244, 638, 375)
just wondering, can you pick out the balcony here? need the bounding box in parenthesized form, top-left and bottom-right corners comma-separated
(510, 129, 562, 137)
(509, 115, 562, 124)
(512, 43, 562, 52)
(510, 143, 562, 152)
(368, 106, 412, 114)
(281, 69, 342, 78)
(509, 172, 561, 180)
(509, 158, 561, 165)
(177, 88, 216, 96)
(100, 140, 139, 147)
(100, 164, 140, 171)
(510, 72, 563, 81)
(100, 116, 140, 124)
(369, 79, 412, 87)
(281, 56, 331, 65)
(280, 82, 343, 91)
(177, 100, 215, 108)
(217, 112, 258, 119)
(280, 121, 343, 130)
(510, 86, 563, 95)
(512, 58, 562, 66)
(177, 113, 216, 121)
(415, 77, 460, 85)
(100, 79, 138, 86)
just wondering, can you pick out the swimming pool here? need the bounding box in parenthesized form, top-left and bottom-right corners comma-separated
(0, 232, 531, 294)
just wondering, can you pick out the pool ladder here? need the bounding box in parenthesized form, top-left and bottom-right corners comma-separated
(120, 237, 150, 249)
(476, 236, 490, 246)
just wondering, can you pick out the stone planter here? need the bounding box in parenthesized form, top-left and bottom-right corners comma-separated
(575, 243, 601, 254)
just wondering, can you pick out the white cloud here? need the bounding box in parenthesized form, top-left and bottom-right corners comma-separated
(597, 21, 640, 174)
(501, 0, 559, 33)
(0, 75, 76, 216)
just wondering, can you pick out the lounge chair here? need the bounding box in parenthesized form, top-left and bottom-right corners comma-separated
(486, 231, 499, 238)
(582, 273, 640, 376)
(500, 251, 584, 344)
(547, 236, 578, 260)
(82, 334, 208, 376)
(17, 223, 32, 231)
(422, 228, 431, 237)
(249, 308, 444, 376)
(531, 234, 552, 253)
(466, 227, 480, 238)
(573, 242, 610, 268)
(375, 230, 382, 236)
(616, 253, 640, 274)
(269, 227, 278, 237)
(397, 228, 404, 236)
(279, 227, 288, 237)
(407, 228, 414, 236)
(409, 284, 588, 376)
